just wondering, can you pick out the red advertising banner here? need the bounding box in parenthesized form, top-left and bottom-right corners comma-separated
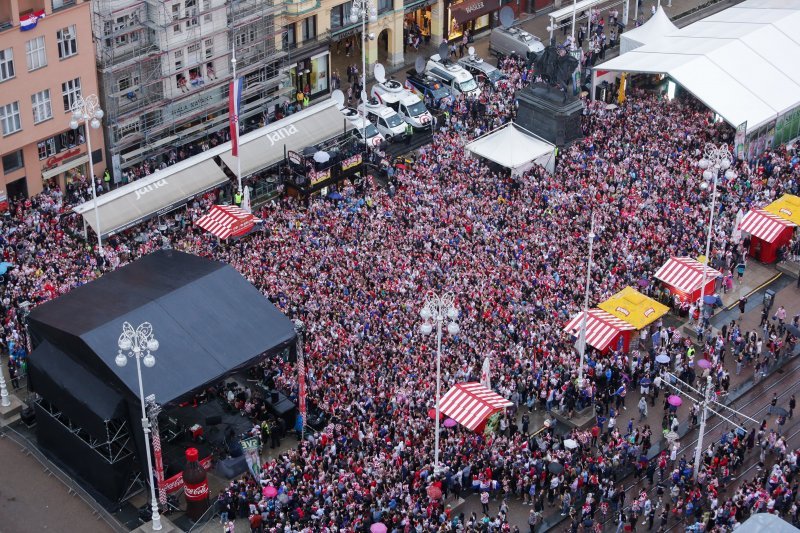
(162, 456, 213, 494)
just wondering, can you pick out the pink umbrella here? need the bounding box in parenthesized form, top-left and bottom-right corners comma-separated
(263, 485, 278, 498)
(427, 485, 443, 500)
(370, 523, 388, 533)
(668, 395, 683, 407)
(696, 359, 712, 369)
(443, 418, 457, 428)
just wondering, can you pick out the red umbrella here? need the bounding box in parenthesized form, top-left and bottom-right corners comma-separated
(427, 408, 443, 420)
(668, 395, 683, 407)
(427, 485, 443, 500)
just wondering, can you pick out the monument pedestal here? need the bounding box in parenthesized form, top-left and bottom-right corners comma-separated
(515, 82, 584, 147)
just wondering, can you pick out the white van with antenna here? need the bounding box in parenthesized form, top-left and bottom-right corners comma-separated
(458, 47, 507, 88)
(359, 98, 407, 141)
(489, 6, 545, 61)
(370, 63, 433, 130)
(425, 53, 480, 98)
(338, 104, 386, 148)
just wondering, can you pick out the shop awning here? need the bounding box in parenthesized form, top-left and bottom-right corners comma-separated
(450, 0, 501, 24)
(195, 205, 261, 240)
(597, 287, 669, 330)
(219, 99, 353, 178)
(564, 309, 635, 352)
(764, 194, 800, 226)
(738, 208, 796, 243)
(74, 158, 228, 238)
(437, 382, 513, 431)
(654, 257, 722, 295)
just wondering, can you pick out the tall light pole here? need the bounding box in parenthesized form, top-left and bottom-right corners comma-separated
(70, 94, 104, 256)
(115, 322, 162, 531)
(350, 0, 376, 153)
(576, 213, 595, 391)
(419, 292, 459, 475)
(697, 143, 735, 319)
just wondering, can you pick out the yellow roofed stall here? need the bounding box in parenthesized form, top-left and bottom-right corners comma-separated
(764, 194, 800, 226)
(597, 286, 669, 331)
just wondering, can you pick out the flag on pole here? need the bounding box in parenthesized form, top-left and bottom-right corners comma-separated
(297, 344, 306, 428)
(228, 78, 243, 156)
(481, 356, 491, 390)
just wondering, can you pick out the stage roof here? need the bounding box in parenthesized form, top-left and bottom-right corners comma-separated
(594, 0, 800, 130)
(27, 250, 296, 405)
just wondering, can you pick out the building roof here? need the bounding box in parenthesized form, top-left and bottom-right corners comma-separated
(594, 0, 800, 130)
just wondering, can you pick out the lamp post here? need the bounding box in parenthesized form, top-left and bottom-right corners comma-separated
(69, 94, 104, 256)
(576, 213, 596, 391)
(697, 143, 736, 320)
(350, 0, 376, 153)
(115, 322, 162, 531)
(419, 292, 459, 475)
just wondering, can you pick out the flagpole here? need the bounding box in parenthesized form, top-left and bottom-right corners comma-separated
(577, 212, 596, 390)
(231, 49, 242, 195)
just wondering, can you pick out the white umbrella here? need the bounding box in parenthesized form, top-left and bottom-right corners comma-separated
(563, 439, 579, 450)
(313, 151, 330, 163)
(605, 103, 618, 110)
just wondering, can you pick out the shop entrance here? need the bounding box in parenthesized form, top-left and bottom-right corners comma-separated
(6, 177, 28, 201)
(377, 29, 391, 64)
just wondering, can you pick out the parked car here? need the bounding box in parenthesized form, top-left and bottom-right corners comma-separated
(489, 27, 545, 61)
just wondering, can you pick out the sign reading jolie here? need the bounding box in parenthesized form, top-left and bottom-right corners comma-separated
(341, 154, 362, 171)
(44, 147, 81, 170)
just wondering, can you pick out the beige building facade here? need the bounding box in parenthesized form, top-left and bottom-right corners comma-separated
(0, 0, 105, 201)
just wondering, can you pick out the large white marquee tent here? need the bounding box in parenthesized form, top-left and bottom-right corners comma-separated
(619, 6, 677, 54)
(593, 0, 800, 135)
(465, 123, 556, 175)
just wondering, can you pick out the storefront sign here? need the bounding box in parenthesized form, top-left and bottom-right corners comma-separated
(162, 456, 213, 494)
(134, 179, 169, 201)
(287, 150, 303, 165)
(310, 168, 331, 186)
(451, 0, 498, 24)
(267, 124, 299, 147)
(172, 88, 224, 120)
(44, 147, 82, 170)
(341, 154, 362, 172)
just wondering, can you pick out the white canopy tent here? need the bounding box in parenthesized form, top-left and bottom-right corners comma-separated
(620, 6, 677, 54)
(466, 123, 556, 175)
(593, 0, 800, 132)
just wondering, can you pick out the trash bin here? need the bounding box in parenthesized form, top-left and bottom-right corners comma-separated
(764, 288, 776, 312)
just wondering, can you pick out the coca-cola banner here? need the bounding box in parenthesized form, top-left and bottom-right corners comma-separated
(162, 456, 213, 494)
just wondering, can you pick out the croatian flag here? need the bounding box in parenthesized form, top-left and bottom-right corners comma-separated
(20, 10, 45, 31)
(228, 78, 242, 156)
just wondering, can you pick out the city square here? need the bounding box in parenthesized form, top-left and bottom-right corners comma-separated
(2, 0, 800, 532)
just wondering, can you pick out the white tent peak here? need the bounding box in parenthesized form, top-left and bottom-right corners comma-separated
(620, 6, 678, 54)
(465, 122, 556, 175)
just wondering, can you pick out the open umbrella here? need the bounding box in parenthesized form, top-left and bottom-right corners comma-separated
(264, 486, 278, 498)
(313, 151, 331, 163)
(0, 262, 13, 276)
(656, 354, 670, 364)
(427, 485, 442, 500)
(665, 431, 680, 442)
(702, 294, 717, 305)
(370, 523, 388, 533)
(773, 407, 789, 417)
(548, 462, 564, 474)
(427, 408, 442, 420)
(668, 395, 683, 407)
(443, 418, 457, 428)
(696, 359, 712, 369)
(277, 493, 289, 504)
(563, 439, 579, 450)
(637, 278, 649, 288)
(640, 378, 651, 386)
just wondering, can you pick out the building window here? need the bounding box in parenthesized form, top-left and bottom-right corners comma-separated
(235, 27, 257, 48)
(0, 48, 14, 82)
(0, 102, 22, 136)
(2, 150, 24, 174)
(57, 25, 78, 59)
(26, 36, 47, 71)
(185, 0, 198, 28)
(203, 0, 212, 22)
(117, 73, 138, 93)
(38, 138, 57, 159)
(174, 49, 183, 70)
(377, 0, 391, 14)
(302, 15, 317, 41)
(187, 42, 200, 54)
(62, 78, 81, 112)
(31, 89, 53, 124)
(330, 1, 355, 29)
(205, 38, 214, 59)
(285, 24, 296, 47)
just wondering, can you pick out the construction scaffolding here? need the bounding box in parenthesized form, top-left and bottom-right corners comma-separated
(92, 0, 289, 178)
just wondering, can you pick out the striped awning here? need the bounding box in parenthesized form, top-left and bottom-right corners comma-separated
(195, 205, 260, 240)
(437, 382, 513, 431)
(653, 257, 721, 295)
(738, 208, 795, 243)
(564, 309, 635, 352)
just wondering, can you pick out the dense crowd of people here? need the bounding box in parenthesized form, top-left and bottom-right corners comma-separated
(2, 55, 800, 532)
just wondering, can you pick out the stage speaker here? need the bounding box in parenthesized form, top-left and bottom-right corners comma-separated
(229, 440, 243, 458)
(270, 391, 279, 404)
(20, 407, 36, 427)
(205, 415, 222, 425)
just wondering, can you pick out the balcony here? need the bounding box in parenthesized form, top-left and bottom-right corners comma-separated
(284, 0, 320, 19)
(18, 0, 46, 18)
(51, 0, 76, 13)
(0, 0, 12, 32)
